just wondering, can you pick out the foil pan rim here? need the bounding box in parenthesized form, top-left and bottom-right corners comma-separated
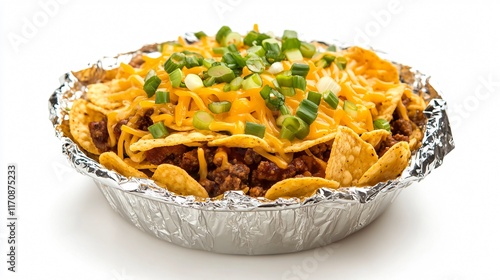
(49, 44, 455, 212)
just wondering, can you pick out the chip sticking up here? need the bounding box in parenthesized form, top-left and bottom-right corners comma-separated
(99, 152, 148, 178)
(361, 129, 391, 150)
(152, 164, 209, 198)
(69, 99, 105, 155)
(325, 126, 378, 186)
(130, 131, 219, 152)
(357, 141, 411, 186)
(265, 177, 340, 200)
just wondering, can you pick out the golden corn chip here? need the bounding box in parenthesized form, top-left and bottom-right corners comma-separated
(377, 84, 406, 121)
(361, 129, 391, 150)
(130, 132, 219, 152)
(69, 99, 104, 155)
(265, 177, 340, 200)
(284, 132, 337, 153)
(357, 141, 411, 186)
(208, 134, 274, 153)
(99, 152, 148, 178)
(86, 82, 123, 110)
(152, 164, 209, 198)
(325, 126, 378, 186)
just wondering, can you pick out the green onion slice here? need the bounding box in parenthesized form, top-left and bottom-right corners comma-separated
(282, 30, 298, 40)
(216, 26, 232, 44)
(296, 99, 319, 125)
(246, 54, 265, 73)
(284, 48, 303, 62)
(143, 70, 161, 98)
(244, 122, 266, 138)
(373, 119, 391, 132)
(194, 31, 207, 39)
(335, 57, 347, 70)
(193, 111, 214, 130)
(164, 52, 186, 73)
(148, 122, 169, 139)
(207, 65, 235, 83)
(307, 91, 322, 106)
(280, 116, 300, 140)
(155, 90, 169, 104)
(295, 118, 310, 140)
(299, 41, 316, 58)
(223, 32, 242, 47)
(323, 90, 339, 109)
(343, 100, 358, 118)
(291, 63, 310, 77)
(208, 101, 232, 114)
(229, 76, 243, 91)
(168, 68, 183, 88)
(247, 45, 266, 57)
(242, 73, 262, 90)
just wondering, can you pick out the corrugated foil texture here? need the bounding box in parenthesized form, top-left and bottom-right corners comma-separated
(48, 44, 454, 255)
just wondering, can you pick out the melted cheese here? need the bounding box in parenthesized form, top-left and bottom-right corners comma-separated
(197, 147, 207, 180)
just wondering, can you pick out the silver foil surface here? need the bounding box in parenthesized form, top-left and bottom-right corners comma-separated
(48, 44, 455, 255)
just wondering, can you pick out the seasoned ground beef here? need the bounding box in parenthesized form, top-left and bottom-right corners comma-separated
(180, 149, 199, 174)
(391, 119, 412, 137)
(378, 118, 414, 156)
(136, 108, 154, 131)
(88, 119, 110, 152)
(145, 145, 187, 165)
(309, 142, 331, 161)
(113, 119, 128, 139)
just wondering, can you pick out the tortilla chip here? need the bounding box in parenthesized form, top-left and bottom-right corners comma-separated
(284, 132, 337, 153)
(99, 152, 148, 178)
(325, 126, 378, 186)
(69, 99, 104, 155)
(265, 177, 340, 200)
(377, 84, 406, 121)
(361, 129, 391, 150)
(130, 131, 218, 152)
(86, 82, 123, 110)
(208, 134, 274, 152)
(152, 164, 209, 198)
(357, 141, 411, 186)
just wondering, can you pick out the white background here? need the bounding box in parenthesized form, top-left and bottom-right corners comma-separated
(1, 0, 499, 279)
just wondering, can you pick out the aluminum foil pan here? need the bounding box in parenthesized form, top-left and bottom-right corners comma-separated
(48, 42, 455, 255)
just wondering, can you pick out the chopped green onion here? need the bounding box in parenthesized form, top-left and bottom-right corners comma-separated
(223, 83, 231, 92)
(307, 91, 322, 106)
(323, 90, 339, 109)
(335, 57, 347, 70)
(291, 63, 310, 77)
(212, 47, 228, 55)
(244, 122, 266, 138)
(229, 76, 243, 91)
(316, 76, 341, 94)
(276, 114, 287, 127)
(373, 119, 391, 132)
(279, 104, 291, 115)
(148, 122, 169, 139)
(246, 54, 265, 73)
(299, 41, 316, 58)
(184, 52, 204, 69)
(316, 54, 336, 68)
(282, 38, 301, 51)
(203, 58, 216, 69)
(294, 118, 310, 140)
(227, 43, 238, 53)
(343, 100, 358, 118)
(296, 99, 319, 125)
(216, 26, 232, 44)
(203, 76, 216, 87)
(168, 68, 183, 88)
(280, 116, 300, 140)
(247, 45, 266, 57)
(292, 75, 306, 91)
(242, 73, 262, 90)
(163, 52, 186, 73)
(155, 90, 169, 104)
(284, 48, 303, 62)
(230, 52, 247, 67)
(277, 86, 295, 97)
(276, 74, 293, 87)
(262, 38, 284, 63)
(223, 32, 242, 47)
(207, 65, 235, 83)
(327, 45, 337, 52)
(185, 74, 204, 91)
(208, 101, 232, 114)
(244, 31, 271, 46)
(193, 111, 214, 130)
(260, 85, 284, 111)
(194, 31, 207, 39)
(282, 30, 298, 40)
(268, 62, 284, 74)
(143, 70, 161, 98)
